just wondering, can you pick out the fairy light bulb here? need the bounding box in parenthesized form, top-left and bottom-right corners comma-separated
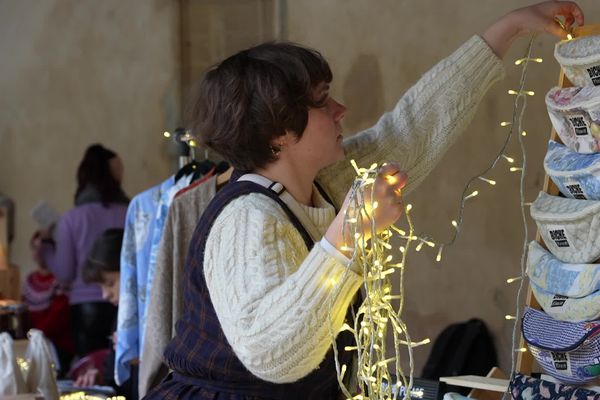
(514, 57, 543, 65)
(435, 246, 443, 262)
(502, 154, 514, 164)
(500, 121, 511, 127)
(521, 130, 527, 137)
(163, 131, 171, 138)
(405, 204, 413, 213)
(505, 315, 517, 320)
(189, 139, 198, 147)
(385, 174, 398, 185)
(567, 33, 573, 40)
(478, 176, 496, 185)
(515, 347, 528, 353)
(510, 167, 523, 172)
(415, 242, 424, 252)
(464, 190, 479, 200)
(451, 220, 458, 229)
(508, 89, 535, 96)
(506, 276, 522, 284)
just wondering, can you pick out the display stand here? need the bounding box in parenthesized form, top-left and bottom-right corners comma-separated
(516, 23, 600, 378)
(439, 24, 600, 398)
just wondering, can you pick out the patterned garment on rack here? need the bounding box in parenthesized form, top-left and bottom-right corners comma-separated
(510, 373, 600, 400)
(115, 178, 172, 385)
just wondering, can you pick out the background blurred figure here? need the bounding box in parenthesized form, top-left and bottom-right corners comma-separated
(23, 233, 74, 378)
(33, 144, 128, 358)
(73, 228, 136, 400)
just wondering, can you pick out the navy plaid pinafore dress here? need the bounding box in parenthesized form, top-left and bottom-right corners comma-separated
(144, 173, 356, 400)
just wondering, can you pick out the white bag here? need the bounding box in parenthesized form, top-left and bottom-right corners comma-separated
(0, 332, 26, 395)
(555, 35, 600, 87)
(530, 191, 600, 263)
(25, 329, 59, 400)
(545, 86, 600, 153)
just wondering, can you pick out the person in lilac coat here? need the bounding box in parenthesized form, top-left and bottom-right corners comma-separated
(33, 144, 129, 359)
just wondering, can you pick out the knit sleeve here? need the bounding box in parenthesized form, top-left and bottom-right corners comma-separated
(318, 35, 505, 208)
(204, 193, 363, 383)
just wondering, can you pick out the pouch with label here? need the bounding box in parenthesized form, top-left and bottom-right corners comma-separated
(530, 191, 600, 263)
(527, 240, 600, 298)
(522, 307, 600, 384)
(555, 35, 600, 88)
(545, 140, 600, 199)
(530, 280, 600, 322)
(546, 86, 600, 153)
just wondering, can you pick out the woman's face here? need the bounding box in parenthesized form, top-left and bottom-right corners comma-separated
(109, 156, 124, 183)
(285, 82, 347, 171)
(100, 271, 120, 306)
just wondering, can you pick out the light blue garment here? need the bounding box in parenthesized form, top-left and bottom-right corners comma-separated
(545, 140, 600, 200)
(141, 174, 192, 351)
(527, 241, 600, 298)
(115, 177, 174, 385)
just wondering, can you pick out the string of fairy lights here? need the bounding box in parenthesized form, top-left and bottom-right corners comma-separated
(326, 31, 565, 399)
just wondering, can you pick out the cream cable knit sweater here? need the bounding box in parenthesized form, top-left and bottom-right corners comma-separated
(204, 35, 505, 384)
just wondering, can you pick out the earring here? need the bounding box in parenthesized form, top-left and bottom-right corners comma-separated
(270, 144, 281, 156)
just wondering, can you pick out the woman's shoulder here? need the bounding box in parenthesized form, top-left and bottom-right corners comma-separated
(216, 192, 288, 223)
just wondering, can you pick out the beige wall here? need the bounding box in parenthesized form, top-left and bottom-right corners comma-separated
(0, 0, 179, 274)
(3, 0, 600, 377)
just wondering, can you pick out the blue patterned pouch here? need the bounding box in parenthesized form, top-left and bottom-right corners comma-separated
(522, 307, 600, 384)
(530, 281, 600, 322)
(527, 241, 600, 298)
(545, 140, 600, 200)
(510, 373, 600, 400)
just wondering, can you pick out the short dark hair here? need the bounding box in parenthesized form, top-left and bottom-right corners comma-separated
(75, 144, 125, 206)
(82, 228, 124, 284)
(186, 42, 332, 171)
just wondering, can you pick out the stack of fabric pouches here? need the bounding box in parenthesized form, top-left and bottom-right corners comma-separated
(515, 34, 600, 398)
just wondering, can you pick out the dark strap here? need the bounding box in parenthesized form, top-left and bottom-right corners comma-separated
(213, 178, 314, 250)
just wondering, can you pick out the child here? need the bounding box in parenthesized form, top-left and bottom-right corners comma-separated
(75, 228, 136, 399)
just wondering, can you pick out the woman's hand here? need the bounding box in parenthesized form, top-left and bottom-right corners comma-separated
(325, 163, 407, 255)
(483, 1, 584, 58)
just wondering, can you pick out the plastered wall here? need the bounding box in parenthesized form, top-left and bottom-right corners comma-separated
(3, 0, 600, 376)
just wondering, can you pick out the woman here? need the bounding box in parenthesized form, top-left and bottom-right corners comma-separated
(35, 144, 129, 358)
(148, 2, 584, 399)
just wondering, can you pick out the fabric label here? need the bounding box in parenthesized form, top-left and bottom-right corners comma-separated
(568, 114, 591, 137)
(564, 180, 588, 200)
(587, 65, 600, 86)
(547, 225, 572, 248)
(550, 351, 571, 374)
(551, 294, 569, 308)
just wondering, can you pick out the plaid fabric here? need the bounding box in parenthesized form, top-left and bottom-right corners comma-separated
(150, 176, 354, 400)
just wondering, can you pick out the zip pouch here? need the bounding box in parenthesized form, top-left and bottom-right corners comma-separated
(546, 86, 600, 153)
(530, 280, 600, 322)
(545, 140, 600, 199)
(555, 35, 600, 87)
(510, 372, 600, 400)
(530, 191, 600, 263)
(527, 240, 600, 298)
(522, 307, 600, 384)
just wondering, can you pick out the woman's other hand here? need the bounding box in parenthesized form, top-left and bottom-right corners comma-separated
(483, 1, 584, 58)
(325, 162, 407, 256)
